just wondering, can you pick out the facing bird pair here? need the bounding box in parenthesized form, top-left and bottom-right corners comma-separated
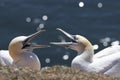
(1, 28, 120, 77)
(51, 28, 120, 77)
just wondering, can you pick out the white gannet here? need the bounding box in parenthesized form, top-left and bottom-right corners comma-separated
(51, 28, 120, 77)
(0, 30, 49, 71)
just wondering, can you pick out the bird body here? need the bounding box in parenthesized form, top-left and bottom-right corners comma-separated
(51, 28, 120, 77)
(0, 50, 41, 70)
(13, 51, 41, 71)
(0, 30, 49, 71)
(94, 45, 120, 59)
(0, 50, 13, 66)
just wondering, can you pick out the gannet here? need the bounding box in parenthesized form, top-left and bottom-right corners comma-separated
(51, 28, 120, 77)
(0, 30, 49, 71)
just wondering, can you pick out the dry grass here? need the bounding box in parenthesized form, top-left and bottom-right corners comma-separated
(0, 65, 120, 80)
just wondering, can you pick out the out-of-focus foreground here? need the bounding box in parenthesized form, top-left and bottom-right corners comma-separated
(0, 65, 120, 80)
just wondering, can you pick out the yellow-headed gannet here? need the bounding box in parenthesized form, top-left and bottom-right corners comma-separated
(51, 28, 120, 77)
(0, 30, 49, 71)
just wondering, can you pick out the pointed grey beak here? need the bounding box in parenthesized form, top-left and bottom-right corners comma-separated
(50, 42, 77, 48)
(22, 30, 50, 49)
(25, 30, 46, 44)
(56, 28, 75, 41)
(50, 28, 77, 48)
(30, 43, 50, 49)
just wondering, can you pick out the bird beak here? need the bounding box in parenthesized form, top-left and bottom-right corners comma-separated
(50, 42, 77, 48)
(30, 43, 50, 49)
(22, 30, 50, 49)
(56, 28, 75, 41)
(50, 28, 77, 48)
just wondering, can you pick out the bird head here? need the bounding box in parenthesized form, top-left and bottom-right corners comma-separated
(50, 28, 93, 53)
(9, 30, 50, 54)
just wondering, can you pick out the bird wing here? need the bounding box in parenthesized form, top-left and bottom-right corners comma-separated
(104, 60, 120, 77)
(0, 50, 13, 65)
(90, 52, 120, 76)
(94, 45, 120, 59)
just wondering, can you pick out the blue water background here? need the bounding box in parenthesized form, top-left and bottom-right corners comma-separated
(0, 0, 120, 67)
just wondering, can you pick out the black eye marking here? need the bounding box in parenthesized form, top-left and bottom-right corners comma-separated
(71, 36, 77, 43)
(73, 36, 76, 40)
(22, 38, 29, 46)
(70, 35, 78, 43)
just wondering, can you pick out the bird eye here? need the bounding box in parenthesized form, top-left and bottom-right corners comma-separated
(71, 35, 77, 42)
(73, 35, 78, 40)
(73, 35, 77, 40)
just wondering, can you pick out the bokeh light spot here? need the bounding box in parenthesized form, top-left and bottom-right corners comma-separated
(58, 35, 66, 42)
(42, 15, 48, 21)
(93, 44, 99, 50)
(63, 54, 69, 60)
(100, 37, 111, 47)
(98, 2, 103, 8)
(37, 24, 44, 31)
(26, 17, 31, 23)
(33, 18, 41, 24)
(45, 58, 51, 63)
(79, 2, 84, 7)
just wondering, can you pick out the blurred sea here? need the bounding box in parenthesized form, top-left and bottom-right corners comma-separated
(0, 0, 120, 67)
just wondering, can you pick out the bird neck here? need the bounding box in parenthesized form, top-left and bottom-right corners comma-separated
(9, 50, 21, 62)
(77, 41, 94, 63)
